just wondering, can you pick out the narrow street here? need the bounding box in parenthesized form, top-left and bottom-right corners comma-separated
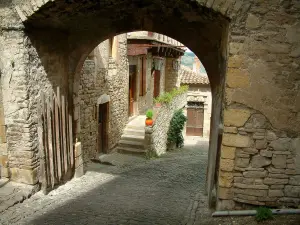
(0, 138, 209, 225)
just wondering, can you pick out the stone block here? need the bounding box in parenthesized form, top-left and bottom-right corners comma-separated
(216, 199, 235, 210)
(246, 13, 260, 29)
(233, 188, 267, 197)
(268, 167, 285, 173)
(226, 68, 250, 88)
(234, 183, 269, 190)
(236, 152, 250, 158)
(289, 175, 300, 185)
(260, 150, 273, 158)
(218, 187, 233, 200)
(243, 170, 268, 178)
(229, 43, 244, 55)
(224, 126, 237, 134)
(251, 155, 271, 168)
(243, 148, 258, 154)
(266, 131, 277, 141)
(272, 154, 287, 169)
(224, 108, 251, 127)
(221, 145, 236, 160)
(228, 55, 244, 68)
(270, 185, 284, 189)
(268, 173, 288, 179)
(264, 178, 289, 185)
(269, 138, 291, 151)
(284, 185, 300, 197)
(75, 163, 84, 178)
(223, 133, 251, 148)
(10, 167, 38, 185)
(233, 197, 265, 206)
(220, 158, 234, 172)
(235, 193, 257, 201)
(219, 171, 234, 187)
(74, 142, 82, 157)
(269, 190, 284, 197)
(0, 155, 8, 167)
(236, 157, 250, 168)
(256, 139, 267, 150)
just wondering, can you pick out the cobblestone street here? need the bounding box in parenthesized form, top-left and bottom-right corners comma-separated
(1, 138, 300, 225)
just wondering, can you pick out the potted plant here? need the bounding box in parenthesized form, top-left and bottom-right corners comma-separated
(145, 109, 154, 126)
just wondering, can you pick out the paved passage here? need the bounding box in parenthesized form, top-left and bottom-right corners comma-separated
(0, 138, 210, 225)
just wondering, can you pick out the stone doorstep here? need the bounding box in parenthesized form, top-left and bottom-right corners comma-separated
(0, 180, 39, 213)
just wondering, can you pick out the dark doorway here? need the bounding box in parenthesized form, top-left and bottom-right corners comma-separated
(129, 65, 136, 117)
(186, 102, 204, 136)
(153, 70, 161, 98)
(98, 102, 109, 153)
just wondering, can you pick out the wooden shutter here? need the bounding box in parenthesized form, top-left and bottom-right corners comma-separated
(142, 56, 147, 96)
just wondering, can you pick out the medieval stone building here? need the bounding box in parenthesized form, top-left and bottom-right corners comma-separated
(0, 0, 299, 210)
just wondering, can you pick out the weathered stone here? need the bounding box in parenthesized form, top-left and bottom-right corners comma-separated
(245, 167, 265, 171)
(235, 157, 250, 168)
(266, 131, 277, 141)
(243, 148, 258, 154)
(234, 166, 246, 172)
(223, 134, 251, 148)
(267, 43, 290, 54)
(270, 185, 284, 190)
(264, 178, 289, 185)
(224, 126, 237, 134)
(251, 155, 271, 168)
(234, 183, 269, 190)
(235, 193, 257, 201)
(286, 23, 300, 43)
(286, 159, 294, 164)
(253, 134, 265, 140)
(269, 138, 291, 151)
(258, 196, 279, 202)
(268, 173, 289, 179)
(289, 175, 300, 185)
(226, 68, 250, 88)
(284, 185, 300, 197)
(236, 152, 250, 158)
(10, 167, 38, 185)
(268, 166, 286, 173)
(221, 146, 236, 160)
(224, 108, 251, 127)
(219, 171, 234, 188)
(220, 158, 234, 172)
(290, 46, 300, 58)
(246, 13, 260, 29)
(285, 169, 298, 175)
(233, 197, 265, 206)
(279, 197, 300, 206)
(272, 154, 287, 169)
(233, 188, 267, 197)
(260, 149, 273, 157)
(243, 170, 268, 178)
(287, 163, 295, 169)
(218, 187, 233, 199)
(272, 151, 291, 155)
(256, 139, 267, 150)
(216, 200, 235, 211)
(248, 114, 268, 129)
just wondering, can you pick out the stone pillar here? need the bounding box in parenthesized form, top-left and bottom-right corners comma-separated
(0, 29, 38, 184)
(74, 142, 84, 178)
(165, 58, 180, 92)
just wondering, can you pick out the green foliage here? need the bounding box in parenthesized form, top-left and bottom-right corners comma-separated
(146, 109, 153, 119)
(154, 85, 188, 105)
(255, 207, 273, 222)
(167, 109, 187, 148)
(145, 150, 159, 160)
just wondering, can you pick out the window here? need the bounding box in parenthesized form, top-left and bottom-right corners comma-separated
(187, 101, 204, 108)
(139, 56, 147, 96)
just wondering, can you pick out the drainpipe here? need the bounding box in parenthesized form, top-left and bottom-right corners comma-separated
(212, 209, 300, 217)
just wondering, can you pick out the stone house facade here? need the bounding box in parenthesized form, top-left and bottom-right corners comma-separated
(179, 66, 211, 138)
(78, 34, 129, 162)
(127, 31, 185, 116)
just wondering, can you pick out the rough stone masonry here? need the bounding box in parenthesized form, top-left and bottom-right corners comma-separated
(0, 0, 299, 210)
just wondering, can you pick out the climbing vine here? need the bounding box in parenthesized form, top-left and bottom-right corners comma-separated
(167, 109, 187, 148)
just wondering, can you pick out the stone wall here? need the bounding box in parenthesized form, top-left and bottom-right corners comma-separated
(218, 108, 300, 209)
(145, 91, 187, 155)
(78, 34, 129, 162)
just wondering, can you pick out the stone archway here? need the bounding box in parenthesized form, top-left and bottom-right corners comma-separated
(0, 0, 299, 210)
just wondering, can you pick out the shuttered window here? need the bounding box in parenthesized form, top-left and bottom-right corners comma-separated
(139, 56, 147, 96)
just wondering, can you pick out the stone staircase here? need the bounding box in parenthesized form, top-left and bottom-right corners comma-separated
(116, 116, 147, 155)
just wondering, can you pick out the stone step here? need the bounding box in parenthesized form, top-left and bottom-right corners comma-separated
(121, 134, 145, 143)
(126, 125, 145, 130)
(118, 140, 144, 149)
(116, 146, 147, 156)
(123, 128, 145, 136)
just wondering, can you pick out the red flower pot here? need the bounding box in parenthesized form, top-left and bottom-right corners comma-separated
(145, 118, 153, 126)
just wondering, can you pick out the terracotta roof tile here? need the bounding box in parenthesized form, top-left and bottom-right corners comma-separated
(179, 66, 210, 85)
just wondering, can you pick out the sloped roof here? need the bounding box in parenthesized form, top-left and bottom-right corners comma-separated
(179, 66, 210, 85)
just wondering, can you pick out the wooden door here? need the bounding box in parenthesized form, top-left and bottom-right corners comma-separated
(129, 65, 136, 116)
(186, 106, 204, 136)
(98, 102, 109, 153)
(153, 70, 160, 98)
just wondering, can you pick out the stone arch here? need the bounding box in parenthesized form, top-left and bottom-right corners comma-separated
(97, 94, 110, 105)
